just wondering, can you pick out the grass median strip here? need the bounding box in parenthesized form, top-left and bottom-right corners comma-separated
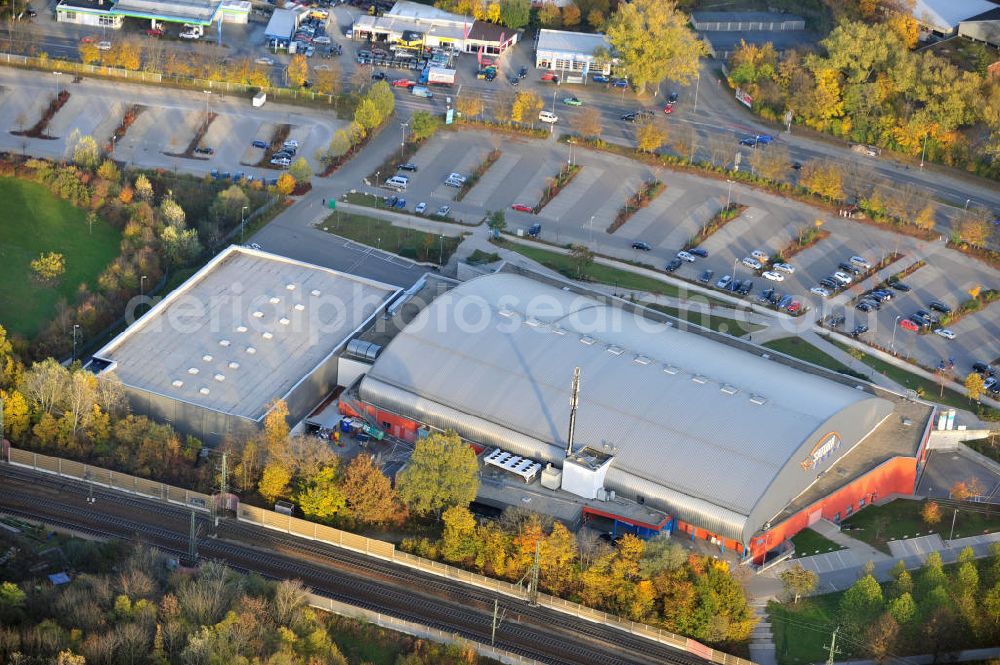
(789, 528, 844, 557)
(764, 337, 870, 380)
(317, 212, 463, 265)
(643, 303, 762, 337)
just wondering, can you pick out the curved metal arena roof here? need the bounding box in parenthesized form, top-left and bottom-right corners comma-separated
(361, 273, 894, 543)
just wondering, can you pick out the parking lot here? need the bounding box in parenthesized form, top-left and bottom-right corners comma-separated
(365, 130, 1000, 377)
(0, 68, 342, 177)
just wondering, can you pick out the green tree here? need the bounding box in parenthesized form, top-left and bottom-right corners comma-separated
(31, 251, 65, 281)
(286, 54, 309, 88)
(605, 0, 706, 93)
(440, 505, 478, 563)
(72, 135, 100, 169)
(1, 389, 29, 440)
(919, 551, 948, 595)
(639, 534, 687, 576)
(888, 591, 917, 626)
(840, 574, 884, 639)
(569, 244, 593, 278)
(160, 225, 202, 267)
(409, 110, 442, 141)
(354, 98, 382, 131)
(562, 2, 581, 27)
(134, 173, 154, 201)
(864, 612, 900, 665)
(396, 430, 479, 518)
(258, 462, 291, 503)
(367, 80, 395, 120)
(540, 522, 579, 595)
(499, 0, 530, 29)
(323, 130, 352, 163)
(539, 2, 562, 27)
(341, 453, 402, 526)
(97, 159, 120, 182)
(779, 563, 818, 604)
(160, 196, 186, 227)
(295, 466, 345, 521)
(289, 157, 313, 183)
(276, 173, 296, 196)
(510, 90, 543, 124)
(208, 185, 249, 228)
(921, 500, 942, 526)
(486, 209, 506, 235)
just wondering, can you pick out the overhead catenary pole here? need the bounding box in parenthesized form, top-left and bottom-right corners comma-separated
(528, 539, 541, 606)
(824, 626, 841, 665)
(187, 510, 198, 565)
(566, 367, 581, 456)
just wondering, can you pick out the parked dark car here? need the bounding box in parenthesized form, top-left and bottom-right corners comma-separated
(397, 162, 418, 171)
(851, 324, 869, 337)
(665, 258, 682, 272)
(631, 241, 652, 251)
(194, 146, 214, 155)
(252, 140, 269, 149)
(928, 301, 952, 314)
(889, 281, 911, 292)
(689, 248, 708, 258)
(738, 280, 753, 295)
(698, 269, 713, 283)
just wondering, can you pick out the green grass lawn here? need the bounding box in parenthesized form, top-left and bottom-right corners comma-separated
(841, 498, 1000, 553)
(769, 594, 844, 665)
(497, 240, 733, 305)
(644, 303, 763, 337)
(790, 528, 844, 558)
(764, 337, 870, 380)
(0, 177, 121, 338)
(317, 212, 463, 265)
(826, 338, 996, 416)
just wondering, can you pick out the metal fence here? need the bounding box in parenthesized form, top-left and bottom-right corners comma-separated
(7, 447, 212, 512)
(5, 447, 754, 665)
(0, 52, 335, 104)
(305, 592, 546, 665)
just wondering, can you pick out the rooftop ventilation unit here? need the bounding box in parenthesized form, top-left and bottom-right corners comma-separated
(236, 325, 248, 332)
(691, 374, 708, 384)
(345, 338, 383, 362)
(633, 355, 651, 365)
(580, 335, 596, 345)
(262, 332, 273, 340)
(663, 364, 680, 375)
(720, 384, 738, 395)
(269, 297, 280, 304)
(252, 311, 264, 318)
(172, 380, 184, 388)
(286, 283, 296, 291)
(214, 374, 225, 382)
(606, 345, 624, 356)
(497, 308, 514, 318)
(279, 317, 290, 325)
(525, 317, 541, 327)
(311, 289, 321, 296)
(188, 367, 199, 375)
(246, 346, 256, 354)
(228, 361, 240, 369)
(294, 304, 305, 311)
(199, 387, 210, 395)
(549, 325, 566, 335)
(749, 394, 768, 405)
(219, 339, 231, 347)
(202, 354, 213, 362)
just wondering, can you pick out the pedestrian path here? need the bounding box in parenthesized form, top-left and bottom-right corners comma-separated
(748, 599, 777, 665)
(888, 533, 945, 558)
(775, 520, 892, 578)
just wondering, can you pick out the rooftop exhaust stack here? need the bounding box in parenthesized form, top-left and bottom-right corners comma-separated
(566, 366, 581, 456)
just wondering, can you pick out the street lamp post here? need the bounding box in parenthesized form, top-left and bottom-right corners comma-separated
(588, 215, 595, 249)
(726, 179, 734, 211)
(241, 205, 249, 243)
(72, 324, 80, 362)
(890, 315, 901, 355)
(439, 235, 444, 265)
(140, 275, 147, 300)
(920, 133, 928, 169)
(692, 72, 701, 114)
(400, 121, 408, 160)
(53, 71, 63, 96)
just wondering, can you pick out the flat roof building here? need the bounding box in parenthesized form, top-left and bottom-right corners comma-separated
(346, 268, 933, 562)
(90, 246, 398, 445)
(57, 0, 248, 28)
(535, 29, 615, 76)
(352, 0, 517, 54)
(912, 0, 999, 34)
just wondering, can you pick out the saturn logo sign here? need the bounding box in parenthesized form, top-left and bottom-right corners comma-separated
(801, 432, 841, 471)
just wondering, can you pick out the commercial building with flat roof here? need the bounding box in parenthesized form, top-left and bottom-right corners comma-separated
(535, 29, 615, 76)
(342, 268, 934, 562)
(90, 246, 398, 445)
(351, 0, 517, 54)
(57, 0, 248, 28)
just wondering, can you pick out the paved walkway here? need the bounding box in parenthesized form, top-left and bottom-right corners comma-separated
(748, 598, 777, 665)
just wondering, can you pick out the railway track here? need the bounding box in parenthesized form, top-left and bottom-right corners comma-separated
(0, 464, 715, 665)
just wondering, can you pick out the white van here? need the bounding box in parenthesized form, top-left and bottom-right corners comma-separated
(384, 175, 409, 191)
(538, 111, 558, 123)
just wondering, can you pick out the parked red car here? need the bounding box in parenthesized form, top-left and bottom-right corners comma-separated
(145, 28, 163, 36)
(392, 79, 414, 88)
(511, 203, 533, 213)
(899, 318, 920, 332)
(540, 72, 559, 82)
(787, 300, 801, 314)
(663, 102, 674, 114)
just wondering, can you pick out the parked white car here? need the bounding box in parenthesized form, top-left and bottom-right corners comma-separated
(751, 250, 769, 262)
(98, 40, 112, 50)
(676, 251, 696, 262)
(934, 328, 956, 340)
(833, 271, 853, 284)
(415, 202, 427, 214)
(849, 255, 872, 269)
(774, 263, 795, 274)
(255, 56, 275, 66)
(810, 286, 831, 297)
(179, 31, 200, 40)
(742, 257, 762, 270)
(538, 111, 559, 123)
(762, 271, 784, 282)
